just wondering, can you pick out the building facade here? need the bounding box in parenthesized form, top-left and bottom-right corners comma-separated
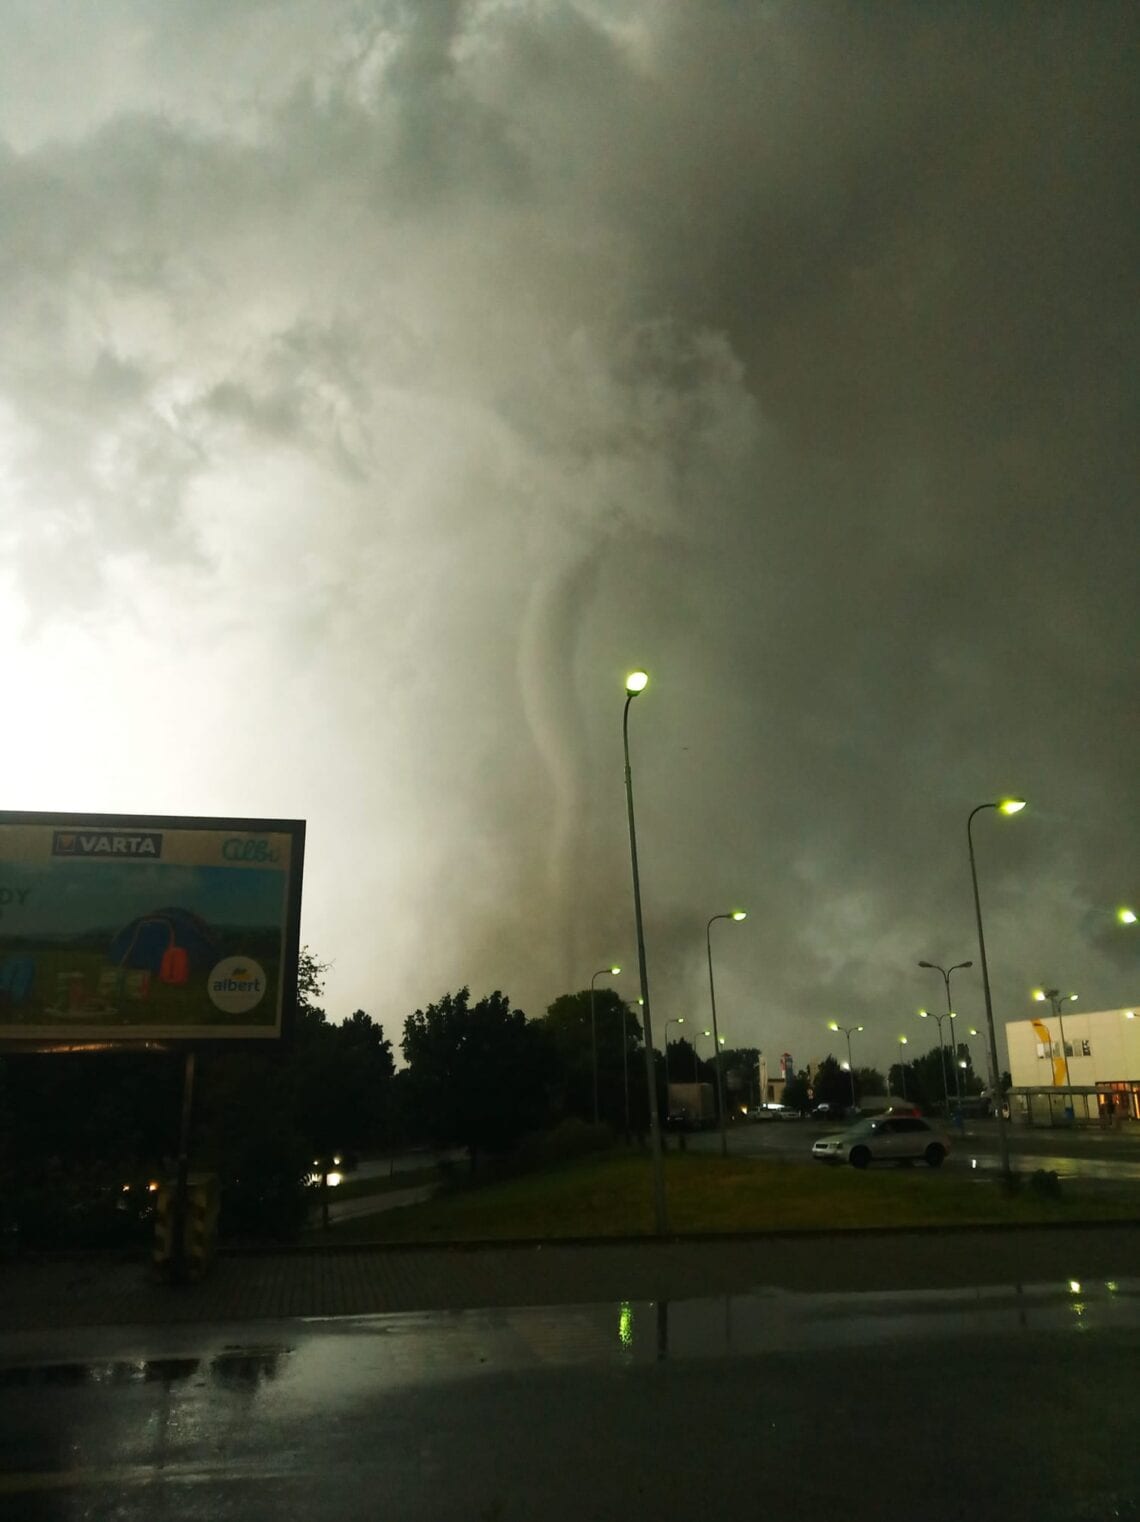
(1005, 1006, 1139, 1124)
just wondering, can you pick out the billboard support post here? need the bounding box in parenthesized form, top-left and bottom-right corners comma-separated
(171, 1049, 197, 1285)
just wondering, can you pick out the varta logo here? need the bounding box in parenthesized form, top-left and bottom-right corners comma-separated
(52, 831, 164, 859)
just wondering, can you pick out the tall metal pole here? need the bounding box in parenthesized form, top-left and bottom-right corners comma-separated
(589, 967, 619, 1127)
(843, 1029, 855, 1108)
(1055, 997, 1072, 1088)
(919, 960, 973, 1112)
(624, 684, 668, 1234)
(923, 1012, 951, 1116)
(968, 803, 1013, 1181)
(589, 979, 599, 1126)
(706, 917, 730, 1157)
(828, 1022, 863, 1110)
(621, 1003, 631, 1140)
(1039, 989, 1075, 1087)
(941, 970, 964, 1109)
(898, 1039, 908, 1101)
(664, 1018, 685, 1091)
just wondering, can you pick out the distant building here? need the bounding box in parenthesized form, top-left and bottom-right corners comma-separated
(1004, 1007, 1138, 1125)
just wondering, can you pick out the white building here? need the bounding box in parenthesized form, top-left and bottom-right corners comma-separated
(1005, 1006, 1139, 1125)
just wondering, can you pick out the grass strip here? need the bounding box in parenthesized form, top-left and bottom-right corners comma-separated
(321, 1151, 1140, 1244)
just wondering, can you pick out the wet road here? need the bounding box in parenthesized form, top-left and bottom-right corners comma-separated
(692, 1118, 1140, 1180)
(3, 1278, 1139, 1521)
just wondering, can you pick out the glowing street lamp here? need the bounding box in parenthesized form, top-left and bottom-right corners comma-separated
(1118, 908, 1137, 925)
(622, 671, 667, 1233)
(918, 1007, 958, 1117)
(918, 959, 972, 1113)
(707, 911, 747, 1157)
(897, 1035, 909, 1101)
(827, 1020, 863, 1109)
(1033, 987, 1078, 1088)
(589, 965, 621, 1126)
(967, 798, 1025, 1181)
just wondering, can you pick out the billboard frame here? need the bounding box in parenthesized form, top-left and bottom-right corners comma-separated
(0, 810, 305, 1052)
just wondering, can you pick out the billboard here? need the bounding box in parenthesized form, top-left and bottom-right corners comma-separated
(0, 813, 304, 1047)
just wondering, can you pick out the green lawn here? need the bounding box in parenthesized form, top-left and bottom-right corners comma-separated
(320, 1150, 1140, 1244)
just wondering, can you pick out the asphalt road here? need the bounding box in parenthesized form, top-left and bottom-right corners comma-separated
(685, 1117, 1140, 1180)
(3, 1275, 1138, 1522)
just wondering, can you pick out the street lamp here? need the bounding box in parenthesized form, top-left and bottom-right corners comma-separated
(918, 960, 973, 1112)
(1118, 908, 1136, 925)
(589, 965, 621, 1126)
(664, 1018, 685, 1089)
(827, 1020, 863, 1109)
(623, 670, 667, 1233)
(707, 910, 747, 1157)
(918, 1007, 958, 1118)
(1033, 988, 1078, 1088)
(897, 1035, 909, 1101)
(967, 798, 1025, 1182)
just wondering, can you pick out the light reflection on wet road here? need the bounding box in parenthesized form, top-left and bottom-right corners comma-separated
(3, 1281, 1139, 1521)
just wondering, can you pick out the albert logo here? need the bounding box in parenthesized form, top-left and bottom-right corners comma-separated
(53, 831, 163, 859)
(208, 957, 268, 1015)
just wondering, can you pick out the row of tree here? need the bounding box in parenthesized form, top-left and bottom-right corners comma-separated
(0, 950, 1010, 1245)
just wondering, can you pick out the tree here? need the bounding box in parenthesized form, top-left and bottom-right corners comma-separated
(853, 1065, 886, 1098)
(544, 990, 642, 1131)
(402, 988, 554, 1169)
(782, 1069, 812, 1114)
(812, 1054, 853, 1108)
(721, 1047, 761, 1108)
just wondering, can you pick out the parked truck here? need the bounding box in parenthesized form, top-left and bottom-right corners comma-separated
(666, 1082, 715, 1129)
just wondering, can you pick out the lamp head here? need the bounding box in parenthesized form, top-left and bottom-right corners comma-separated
(856, 1025, 864, 1033)
(917, 960, 934, 969)
(899, 1035, 908, 1045)
(1068, 993, 1078, 1002)
(625, 670, 649, 695)
(731, 910, 747, 921)
(827, 1020, 839, 1032)
(1033, 989, 1047, 1003)
(919, 1009, 929, 1019)
(611, 966, 621, 975)
(1119, 908, 1137, 925)
(999, 798, 1026, 815)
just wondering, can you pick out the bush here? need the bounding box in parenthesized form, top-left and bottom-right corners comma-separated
(515, 1118, 615, 1173)
(1029, 1168, 1062, 1200)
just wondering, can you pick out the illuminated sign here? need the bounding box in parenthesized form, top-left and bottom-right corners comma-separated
(0, 812, 304, 1047)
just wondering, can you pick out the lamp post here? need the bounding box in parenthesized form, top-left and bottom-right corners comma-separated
(664, 1018, 685, 1090)
(1118, 908, 1136, 925)
(706, 911, 747, 1157)
(622, 996, 643, 1140)
(1033, 988, 1078, 1088)
(589, 965, 621, 1126)
(918, 1008, 957, 1117)
(897, 1035, 909, 1101)
(827, 1021, 863, 1109)
(967, 1027, 993, 1094)
(623, 670, 667, 1234)
(968, 798, 1025, 1182)
(918, 960, 972, 1112)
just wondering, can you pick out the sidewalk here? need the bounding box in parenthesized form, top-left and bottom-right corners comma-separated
(1, 1222, 1137, 1336)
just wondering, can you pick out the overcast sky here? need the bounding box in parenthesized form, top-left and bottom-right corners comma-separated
(2, 1, 1136, 1074)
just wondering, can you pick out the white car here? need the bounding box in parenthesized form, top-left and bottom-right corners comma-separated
(811, 1115, 951, 1169)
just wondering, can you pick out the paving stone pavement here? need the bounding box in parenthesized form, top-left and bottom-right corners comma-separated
(1, 1222, 1137, 1334)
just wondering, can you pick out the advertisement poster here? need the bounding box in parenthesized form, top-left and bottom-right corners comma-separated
(0, 813, 304, 1046)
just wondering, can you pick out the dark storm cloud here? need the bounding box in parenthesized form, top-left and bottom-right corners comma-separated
(0, 1, 1135, 1063)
